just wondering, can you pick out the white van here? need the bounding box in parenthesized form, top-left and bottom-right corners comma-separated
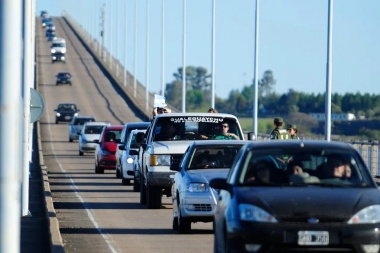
(50, 38, 66, 54)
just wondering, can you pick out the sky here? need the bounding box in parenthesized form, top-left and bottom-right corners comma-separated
(36, 0, 380, 99)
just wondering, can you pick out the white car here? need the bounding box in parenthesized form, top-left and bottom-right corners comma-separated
(170, 140, 246, 233)
(118, 129, 146, 188)
(78, 121, 110, 156)
(68, 115, 96, 142)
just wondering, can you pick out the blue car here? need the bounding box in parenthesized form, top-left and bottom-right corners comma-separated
(210, 140, 380, 253)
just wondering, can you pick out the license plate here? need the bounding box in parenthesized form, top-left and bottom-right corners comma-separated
(297, 231, 329, 245)
(65, 116, 71, 120)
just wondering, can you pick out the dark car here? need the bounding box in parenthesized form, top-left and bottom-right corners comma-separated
(47, 32, 57, 41)
(56, 72, 72, 85)
(210, 140, 380, 253)
(170, 140, 246, 233)
(46, 28, 54, 36)
(51, 52, 66, 63)
(54, 103, 80, 124)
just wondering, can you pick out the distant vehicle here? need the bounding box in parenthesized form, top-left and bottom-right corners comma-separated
(118, 129, 147, 187)
(47, 32, 57, 42)
(41, 17, 52, 28)
(94, 125, 124, 173)
(54, 103, 79, 124)
(50, 38, 66, 54)
(68, 115, 96, 142)
(210, 140, 380, 253)
(170, 140, 245, 233)
(115, 121, 151, 181)
(51, 52, 66, 64)
(78, 121, 111, 156)
(40, 10, 48, 17)
(55, 72, 72, 86)
(45, 27, 55, 36)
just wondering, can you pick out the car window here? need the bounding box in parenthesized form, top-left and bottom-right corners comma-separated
(152, 116, 242, 141)
(236, 148, 372, 187)
(85, 126, 105, 134)
(188, 146, 242, 169)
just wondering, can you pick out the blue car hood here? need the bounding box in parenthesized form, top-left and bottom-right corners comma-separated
(238, 186, 380, 220)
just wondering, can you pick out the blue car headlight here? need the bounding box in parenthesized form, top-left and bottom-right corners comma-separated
(348, 205, 380, 224)
(186, 183, 208, 192)
(239, 204, 278, 223)
(56, 112, 61, 117)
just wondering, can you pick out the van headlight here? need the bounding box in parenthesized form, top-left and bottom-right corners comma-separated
(150, 155, 170, 166)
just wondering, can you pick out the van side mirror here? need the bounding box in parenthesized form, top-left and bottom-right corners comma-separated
(247, 131, 256, 141)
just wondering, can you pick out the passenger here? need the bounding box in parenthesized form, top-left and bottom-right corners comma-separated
(287, 160, 319, 184)
(245, 160, 273, 184)
(208, 108, 218, 113)
(106, 132, 116, 142)
(287, 160, 303, 175)
(156, 123, 178, 141)
(214, 122, 239, 140)
(325, 155, 350, 179)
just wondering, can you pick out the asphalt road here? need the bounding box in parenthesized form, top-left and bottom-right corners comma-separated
(36, 17, 213, 253)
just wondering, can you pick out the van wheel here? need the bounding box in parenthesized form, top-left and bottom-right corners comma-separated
(140, 176, 146, 205)
(146, 183, 161, 209)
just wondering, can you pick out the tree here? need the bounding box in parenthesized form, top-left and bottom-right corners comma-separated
(167, 66, 212, 110)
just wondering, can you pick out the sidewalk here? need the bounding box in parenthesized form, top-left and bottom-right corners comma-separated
(20, 123, 64, 253)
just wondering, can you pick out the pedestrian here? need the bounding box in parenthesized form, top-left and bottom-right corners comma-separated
(270, 117, 289, 140)
(287, 124, 300, 139)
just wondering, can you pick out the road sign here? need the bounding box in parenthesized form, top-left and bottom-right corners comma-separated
(30, 88, 45, 123)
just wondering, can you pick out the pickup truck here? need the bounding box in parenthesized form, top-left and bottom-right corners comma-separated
(136, 112, 245, 209)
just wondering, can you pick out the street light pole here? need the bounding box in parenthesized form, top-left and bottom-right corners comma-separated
(252, 0, 259, 140)
(325, 0, 333, 141)
(182, 0, 187, 113)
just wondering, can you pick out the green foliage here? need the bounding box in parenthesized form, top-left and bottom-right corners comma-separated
(165, 66, 380, 139)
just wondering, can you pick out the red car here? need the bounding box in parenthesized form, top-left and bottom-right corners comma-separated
(94, 125, 124, 173)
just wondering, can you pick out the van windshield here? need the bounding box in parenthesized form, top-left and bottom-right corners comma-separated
(152, 116, 243, 141)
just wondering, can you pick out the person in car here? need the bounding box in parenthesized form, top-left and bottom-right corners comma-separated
(155, 123, 178, 141)
(106, 132, 116, 142)
(325, 155, 351, 179)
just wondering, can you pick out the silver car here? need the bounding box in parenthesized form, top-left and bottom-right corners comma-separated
(68, 115, 96, 142)
(78, 121, 110, 156)
(170, 140, 246, 233)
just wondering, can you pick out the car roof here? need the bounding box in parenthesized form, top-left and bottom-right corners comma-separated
(190, 140, 248, 147)
(58, 103, 76, 106)
(244, 139, 355, 151)
(123, 121, 150, 128)
(83, 121, 110, 126)
(103, 125, 124, 130)
(73, 115, 95, 119)
(130, 129, 147, 134)
(154, 112, 239, 119)
(58, 72, 70, 74)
